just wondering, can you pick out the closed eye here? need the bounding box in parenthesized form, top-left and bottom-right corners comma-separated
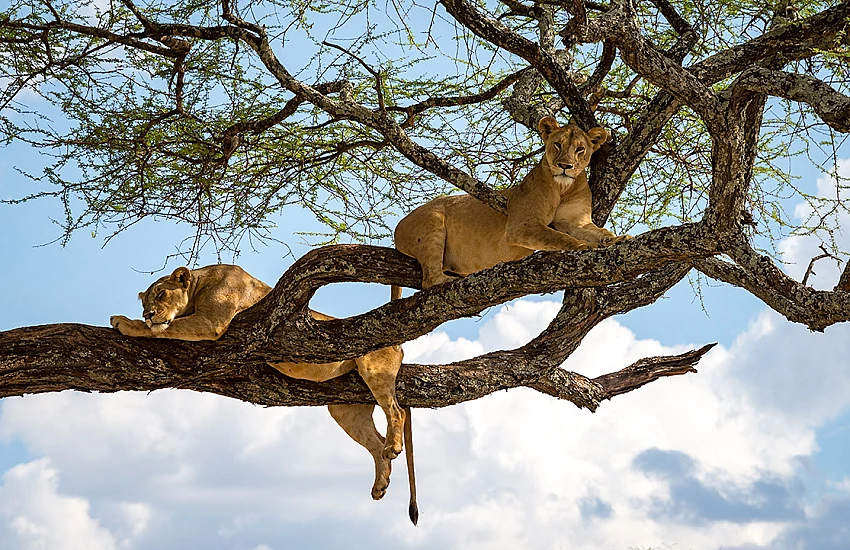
(156, 290, 165, 300)
(576, 147, 586, 154)
(552, 142, 561, 151)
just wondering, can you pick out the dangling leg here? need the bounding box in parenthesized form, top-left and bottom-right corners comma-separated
(328, 404, 393, 500)
(355, 345, 405, 459)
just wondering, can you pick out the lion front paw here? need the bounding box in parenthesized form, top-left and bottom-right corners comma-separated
(110, 315, 149, 337)
(600, 234, 632, 247)
(110, 315, 129, 329)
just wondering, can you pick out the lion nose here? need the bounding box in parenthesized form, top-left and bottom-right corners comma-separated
(143, 311, 154, 320)
(558, 163, 574, 170)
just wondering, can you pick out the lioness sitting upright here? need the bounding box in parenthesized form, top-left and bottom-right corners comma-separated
(394, 116, 629, 289)
(110, 264, 418, 524)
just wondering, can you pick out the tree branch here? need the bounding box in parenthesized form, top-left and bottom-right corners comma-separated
(0, 257, 706, 412)
(389, 68, 533, 129)
(734, 67, 850, 133)
(598, 4, 724, 133)
(689, 2, 850, 84)
(695, 242, 850, 332)
(440, 0, 597, 129)
(231, 224, 718, 361)
(593, 343, 715, 400)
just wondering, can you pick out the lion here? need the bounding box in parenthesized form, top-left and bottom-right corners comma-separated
(110, 264, 419, 524)
(394, 116, 629, 289)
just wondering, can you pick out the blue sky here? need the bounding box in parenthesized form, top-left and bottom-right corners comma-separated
(3, 86, 850, 550)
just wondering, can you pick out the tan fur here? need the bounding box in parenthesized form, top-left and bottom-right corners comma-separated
(394, 117, 630, 288)
(110, 264, 416, 519)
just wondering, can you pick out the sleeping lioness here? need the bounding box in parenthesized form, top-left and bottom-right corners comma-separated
(394, 116, 629, 289)
(110, 264, 418, 524)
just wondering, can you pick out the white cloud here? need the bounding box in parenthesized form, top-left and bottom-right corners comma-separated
(0, 459, 120, 550)
(400, 291, 850, 549)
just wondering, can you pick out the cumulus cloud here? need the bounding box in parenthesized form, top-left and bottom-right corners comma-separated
(401, 309, 839, 549)
(0, 458, 121, 550)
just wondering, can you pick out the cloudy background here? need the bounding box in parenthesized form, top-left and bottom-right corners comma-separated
(2, 133, 850, 548)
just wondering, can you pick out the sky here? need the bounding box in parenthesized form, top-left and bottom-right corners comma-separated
(3, 49, 850, 550)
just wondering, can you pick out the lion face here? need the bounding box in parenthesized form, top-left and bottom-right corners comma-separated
(137, 267, 192, 331)
(538, 116, 609, 183)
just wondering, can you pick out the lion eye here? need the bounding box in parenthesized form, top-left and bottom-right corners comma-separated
(576, 147, 586, 154)
(156, 291, 165, 300)
(552, 143, 562, 152)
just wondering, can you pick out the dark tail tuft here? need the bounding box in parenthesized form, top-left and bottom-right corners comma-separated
(409, 502, 419, 526)
(404, 407, 418, 525)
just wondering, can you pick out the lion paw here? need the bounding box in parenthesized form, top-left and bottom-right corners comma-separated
(110, 315, 149, 337)
(423, 273, 460, 288)
(383, 440, 403, 460)
(371, 462, 391, 500)
(110, 315, 129, 329)
(601, 234, 631, 247)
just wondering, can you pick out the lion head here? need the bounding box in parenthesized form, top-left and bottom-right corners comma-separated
(137, 267, 192, 332)
(538, 116, 608, 184)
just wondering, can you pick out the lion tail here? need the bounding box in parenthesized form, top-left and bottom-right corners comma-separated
(391, 282, 416, 524)
(404, 407, 418, 525)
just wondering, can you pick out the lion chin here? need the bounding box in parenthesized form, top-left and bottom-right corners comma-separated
(147, 321, 170, 333)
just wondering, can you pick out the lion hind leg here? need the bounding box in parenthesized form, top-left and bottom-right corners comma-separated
(397, 210, 454, 288)
(355, 346, 405, 460)
(328, 404, 392, 501)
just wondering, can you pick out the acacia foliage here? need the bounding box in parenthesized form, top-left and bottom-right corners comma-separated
(1, 0, 846, 252)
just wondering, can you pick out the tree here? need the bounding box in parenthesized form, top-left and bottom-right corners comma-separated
(0, 0, 848, 414)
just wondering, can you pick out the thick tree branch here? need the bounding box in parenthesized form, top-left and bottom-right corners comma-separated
(0, 317, 708, 412)
(0, 256, 706, 412)
(595, 4, 723, 133)
(586, 1, 848, 225)
(231, 224, 718, 361)
(734, 67, 850, 133)
(582, 0, 696, 220)
(704, 2, 800, 235)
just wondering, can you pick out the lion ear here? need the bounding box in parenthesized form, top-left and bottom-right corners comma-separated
(538, 116, 560, 140)
(138, 292, 145, 301)
(586, 127, 609, 149)
(171, 267, 191, 288)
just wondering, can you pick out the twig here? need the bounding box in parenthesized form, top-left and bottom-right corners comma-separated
(801, 244, 836, 287)
(322, 41, 385, 111)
